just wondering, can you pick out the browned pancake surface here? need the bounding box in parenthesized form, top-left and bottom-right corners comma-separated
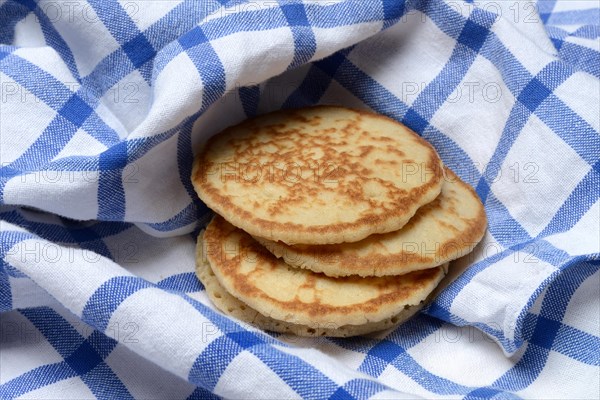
(257, 169, 487, 277)
(192, 106, 443, 244)
(202, 215, 446, 328)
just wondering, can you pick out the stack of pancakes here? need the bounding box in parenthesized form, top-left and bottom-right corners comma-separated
(191, 106, 487, 337)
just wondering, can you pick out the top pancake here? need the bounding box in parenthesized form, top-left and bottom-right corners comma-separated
(202, 215, 446, 328)
(256, 169, 487, 277)
(192, 106, 443, 245)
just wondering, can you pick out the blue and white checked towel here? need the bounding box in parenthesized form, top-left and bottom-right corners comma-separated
(1, 0, 599, 398)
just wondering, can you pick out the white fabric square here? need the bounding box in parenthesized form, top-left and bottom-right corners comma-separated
(430, 55, 513, 173)
(106, 343, 197, 400)
(46, 2, 121, 78)
(107, 287, 223, 378)
(491, 113, 591, 237)
(554, 71, 600, 132)
(312, 22, 382, 62)
(12, 13, 45, 47)
(5, 238, 131, 316)
(16, 377, 95, 400)
(492, 16, 553, 76)
(101, 229, 196, 282)
(215, 351, 300, 400)
(518, 351, 600, 399)
(211, 28, 295, 89)
(13, 46, 77, 84)
(273, 344, 364, 386)
(100, 69, 152, 136)
(378, 365, 438, 399)
(451, 253, 557, 346)
(0, 311, 64, 383)
(122, 132, 191, 224)
(552, 0, 598, 13)
(347, 11, 456, 107)
(118, 0, 183, 32)
(408, 324, 515, 386)
(129, 52, 200, 139)
(9, 276, 54, 310)
(4, 169, 100, 220)
(0, 73, 57, 164)
(53, 129, 107, 159)
(545, 200, 600, 256)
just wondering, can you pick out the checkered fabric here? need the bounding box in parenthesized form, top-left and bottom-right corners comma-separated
(1, 0, 599, 398)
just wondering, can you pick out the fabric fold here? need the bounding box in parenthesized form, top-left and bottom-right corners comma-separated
(1, 0, 599, 398)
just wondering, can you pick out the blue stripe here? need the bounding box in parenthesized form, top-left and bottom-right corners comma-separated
(547, 9, 600, 25)
(82, 0, 232, 99)
(186, 386, 220, 400)
(175, 116, 207, 227)
(477, 61, 574, 199)
(156, 272, 204, 292)
(97, 142, 128, 220)
(0, 362, 77, 398)
(468, 261, 600, 395)
(540, 161, 600, 236)
(551, 324, 600, 366)
(483, 191, 533, 245)
(189, 330, 341, 399)
(0, 53, 119, 146)
(410, 8, 496, 118)
(538, 0, 557, 24)
(172, 293, 354, 399)
(330, 379, 387, 400)
(0, 1, 32, 44)
(32, 4, 81, 82)
(239, 85, 260, 117)
(68, 226, 113, 260)
(0, 52, 73, 108)
(282, 3, 317, 69)
(571, 25, 600, 39)
(82, 276, 152, 331)
(16, 307, 128, 399)
(0, 209, 132, 246)
(356, 317, 491, 396)
(558, 41, 600, 78)
(87, 0, 142, 43)
(19, 307, 87, 357)
(0, 269, 12, 311)
(180, 30, 227, 111)
(382, 0, 407, 28)
(83, 362, 134, 400)
(143, 203, 202, 232)
(283, 49, 349, 109)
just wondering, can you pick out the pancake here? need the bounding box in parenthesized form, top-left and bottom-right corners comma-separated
(201, 215, 447, 329)
(256, 168, 487, 277)
(192, 106, 444, 245)
(195, 239, 431, 337)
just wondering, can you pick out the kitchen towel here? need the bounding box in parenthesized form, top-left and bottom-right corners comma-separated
(1, 0, 598, 398)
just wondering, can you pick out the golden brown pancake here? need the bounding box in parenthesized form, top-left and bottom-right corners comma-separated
(192, 106, 443, 245)
(195, 240, 435, 337)
(256, 169, 487, 277)
(200, 215, 447, 329)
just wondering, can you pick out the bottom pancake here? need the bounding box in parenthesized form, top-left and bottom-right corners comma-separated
(202, 216, 447, 328)
(196, 239, 444, 337)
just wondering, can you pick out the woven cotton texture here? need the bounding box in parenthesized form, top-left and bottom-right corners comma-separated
(1, 0, 599, 398)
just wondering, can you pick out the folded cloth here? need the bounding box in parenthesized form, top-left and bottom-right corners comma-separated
(1, 0, 598, 398)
